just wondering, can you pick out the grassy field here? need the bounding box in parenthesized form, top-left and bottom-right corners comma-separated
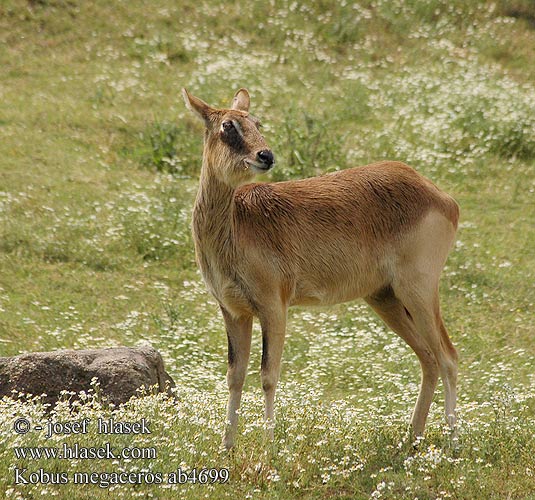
(1, 0, 535, 498)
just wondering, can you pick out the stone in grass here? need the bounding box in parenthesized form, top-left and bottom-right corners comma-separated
(0, 344, 175, 406)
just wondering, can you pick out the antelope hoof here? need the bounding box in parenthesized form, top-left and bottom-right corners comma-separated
(222, 428, 236, 451)
(264, 419, 275, 442)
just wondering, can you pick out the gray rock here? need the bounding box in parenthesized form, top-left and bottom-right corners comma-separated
(0, 345, 175, 406)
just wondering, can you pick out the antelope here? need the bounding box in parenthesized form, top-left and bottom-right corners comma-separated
(182, 87, 459, 449)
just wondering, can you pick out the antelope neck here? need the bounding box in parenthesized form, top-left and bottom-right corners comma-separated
(192, 165, 237, 255)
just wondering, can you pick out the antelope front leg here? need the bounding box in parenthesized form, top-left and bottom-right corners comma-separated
(259, 307, 287, 441)
(220, 307, 253, 450)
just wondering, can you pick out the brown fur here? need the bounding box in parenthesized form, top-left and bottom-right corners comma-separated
(182, 88, 460, 449)
(234, 162, 458, 305)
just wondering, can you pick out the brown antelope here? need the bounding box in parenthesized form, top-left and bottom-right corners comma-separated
(182, 87, 459, 449)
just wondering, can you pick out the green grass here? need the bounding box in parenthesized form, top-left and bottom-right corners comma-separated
(1, 0, 535, 498)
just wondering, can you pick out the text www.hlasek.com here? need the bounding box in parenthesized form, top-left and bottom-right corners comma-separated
(14, 443, 156, 460)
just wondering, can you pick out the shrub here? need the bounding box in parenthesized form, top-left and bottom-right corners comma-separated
(271, 109, 348, 181)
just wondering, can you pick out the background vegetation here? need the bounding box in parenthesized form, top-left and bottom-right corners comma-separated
(1, 0, 534, 498)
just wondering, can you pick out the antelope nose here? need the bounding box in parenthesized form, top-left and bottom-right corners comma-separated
(257, 149, 274, 166)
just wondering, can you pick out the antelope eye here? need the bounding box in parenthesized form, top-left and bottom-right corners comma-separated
(222, 120, 234, 131)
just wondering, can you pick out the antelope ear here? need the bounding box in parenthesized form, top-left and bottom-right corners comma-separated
(182, 88, 213, 125)
(231, 88, 250, 112)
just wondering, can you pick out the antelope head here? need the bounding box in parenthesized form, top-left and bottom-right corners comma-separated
(182, 88, 275, 188)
